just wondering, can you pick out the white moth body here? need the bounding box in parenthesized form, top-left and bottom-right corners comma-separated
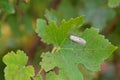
(70, 35, 86, 45)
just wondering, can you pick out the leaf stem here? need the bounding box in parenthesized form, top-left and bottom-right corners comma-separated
(51, 46, 60, 53)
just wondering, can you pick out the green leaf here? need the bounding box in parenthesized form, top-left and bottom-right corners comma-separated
(0, 0, 15, 14)
(78, 64, 94, 80)
(79, 0, 116, 30)
(40, 28, 117, 80)
(3, 50, 27, 66)
(46, 71, 67, 80)
(108, 0, 120, 8)
(34, 76, 42, 80)
(40, 52, 83, 80)
(3, 50, 35, 80)
(36, 16, 84, 46)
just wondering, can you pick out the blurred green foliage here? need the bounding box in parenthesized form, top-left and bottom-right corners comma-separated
(0, 0, 120, 80)
(108, 0, 120, 8)
(0, 0, 15, 14)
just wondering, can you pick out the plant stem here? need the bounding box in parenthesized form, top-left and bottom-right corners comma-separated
(51, 46, 60, 53)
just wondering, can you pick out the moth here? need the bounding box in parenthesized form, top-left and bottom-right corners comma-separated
(70, 35, 86, 45)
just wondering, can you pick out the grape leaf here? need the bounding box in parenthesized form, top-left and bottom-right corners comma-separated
(0, 0, 15, 14)
(108, 0, 120, 8)
(40, 28, 117, 80)
(3, 50, 35, 80)
(79, 0, 115, 30)
(36, 16, 84, 46)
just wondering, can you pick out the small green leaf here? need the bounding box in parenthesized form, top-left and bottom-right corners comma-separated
(36, 16, 84, 46)
(108, 0, 120, 8)
(3, 50, 27, 67)
(3, 50, 35, 80)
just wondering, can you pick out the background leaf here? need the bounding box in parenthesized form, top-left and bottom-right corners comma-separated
(0, 0, 15, 14)
(3, 50, 35, 80)
(108, 0, 120, 8)
(79, 0, 116, 30)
